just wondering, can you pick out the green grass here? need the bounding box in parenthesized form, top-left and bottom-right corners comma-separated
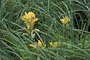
(0, 0, 90, 60)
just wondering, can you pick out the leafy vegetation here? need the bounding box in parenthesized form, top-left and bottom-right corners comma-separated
(0, 0, 90, 60)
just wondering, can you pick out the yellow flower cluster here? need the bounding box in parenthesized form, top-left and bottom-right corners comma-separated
(49, 42, 61, 48)
(60, 16, 70, 25)
(22, 12, 38, 29)
(29, 40, 46, 48)
(30, 41, 61, 48)
(21, 12, 69, 49)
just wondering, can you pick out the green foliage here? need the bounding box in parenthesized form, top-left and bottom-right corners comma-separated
(0, 0, 90, 60)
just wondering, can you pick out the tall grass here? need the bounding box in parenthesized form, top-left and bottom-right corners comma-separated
(0, 0, 90, 60)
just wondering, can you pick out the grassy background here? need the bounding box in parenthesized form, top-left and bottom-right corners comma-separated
(0, 0, 90, 60)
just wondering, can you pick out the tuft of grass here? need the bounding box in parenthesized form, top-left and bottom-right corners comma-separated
(0, 0, 90, 60)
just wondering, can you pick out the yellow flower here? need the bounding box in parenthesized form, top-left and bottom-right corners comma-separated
(50, 42, 53, 46)
(29, 40, 46, 48)
(22, 12, 38, 28)
(53, 42, 58, 48)
(60, 16, 70, 25)
(38, 40, 42, 47)
(29, 44, 36, 48)
(49, 42, 61, 48)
